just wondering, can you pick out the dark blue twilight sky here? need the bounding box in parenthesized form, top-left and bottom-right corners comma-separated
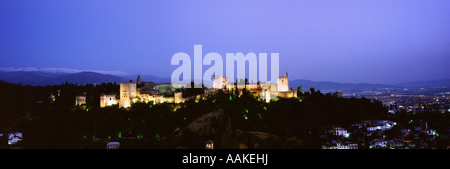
(1, 0, 449, 84)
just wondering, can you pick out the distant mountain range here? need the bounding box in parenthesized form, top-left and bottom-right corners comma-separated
(0, 71, 169, 86)
(289, 79, 400, 91)
(289, 79, 450, 91)
(0, 70, 448, 90)
(122, 75, 171, 83)
(396, 79, 450, 88)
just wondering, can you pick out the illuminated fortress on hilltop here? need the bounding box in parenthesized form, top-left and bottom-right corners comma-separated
(77, 73, 298, 108)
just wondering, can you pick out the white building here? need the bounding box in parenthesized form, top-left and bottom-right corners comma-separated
(106, 142, 120, 149)
(322, 141, 358, 149)
(369, 139, 388, 149)
(366, 120, 395, 132)
(213, 75, 227, 89)
(75, 95, 86, 106)
(8, 132, 23, 145)
(331, 127, 349, 136)
(100, 94, 117, 107)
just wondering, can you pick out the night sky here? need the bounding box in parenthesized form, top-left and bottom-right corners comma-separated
(1, 0, 449, 84)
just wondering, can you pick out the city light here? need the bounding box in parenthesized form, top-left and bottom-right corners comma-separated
(344, 133, 350, 138)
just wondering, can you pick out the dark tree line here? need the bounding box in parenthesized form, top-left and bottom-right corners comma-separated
(0, 81, 390, 148)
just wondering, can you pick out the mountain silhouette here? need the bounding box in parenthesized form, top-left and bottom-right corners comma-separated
(0, 70, 448, 89)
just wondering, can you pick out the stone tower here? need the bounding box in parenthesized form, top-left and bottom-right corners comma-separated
(277, 72, 289, 92)
(119, 82, 137, 108)
(137, 75, 142, 84)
